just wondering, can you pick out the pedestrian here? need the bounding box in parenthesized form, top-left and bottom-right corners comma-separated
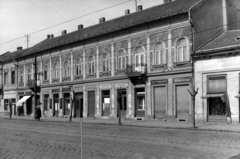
(9, 100, 12, 119)
(35, 105, 42, 121)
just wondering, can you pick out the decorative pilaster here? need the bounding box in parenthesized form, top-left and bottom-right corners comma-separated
(71, 52, 73, 81)
(128, 39, 131, 65)
(168, 29, 173, 68)
(96, 46, 99, 78)
(59, 55, 62, 82)
(147, 34, 150, 73)
(83, 50, 86, 80)
(111, 43, 114, 76)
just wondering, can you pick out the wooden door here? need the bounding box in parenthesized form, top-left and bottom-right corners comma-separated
(75, 93, 83, 118)
(88, 91, 95, 117)
(120, 94, 127, 117)
(176, 85, 189, 118)
(154, 86, 166, 119)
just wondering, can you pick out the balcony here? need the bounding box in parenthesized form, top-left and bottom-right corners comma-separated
(126, 64, 147, 85)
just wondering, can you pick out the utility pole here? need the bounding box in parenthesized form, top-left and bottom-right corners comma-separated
(25, 34, 30, 48)
(34, 52, 37, 117)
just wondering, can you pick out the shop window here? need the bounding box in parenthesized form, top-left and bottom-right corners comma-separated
(88, 56, 95, 74)
(117, 50, 127, 70)
(63, 61, 70, 77)
(11, 71, 15, 84)
(75, 58, 83, 76)
(52, 63, 59, 78)
(207, 76, 227, 93)
(154, 43, 166, 65)
(44, 94, 49, 111)
(176, 38, 189, 62)
(101, 53, 111, 72)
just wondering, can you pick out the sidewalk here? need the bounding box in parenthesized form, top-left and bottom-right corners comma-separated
(0, 115, 240, 132)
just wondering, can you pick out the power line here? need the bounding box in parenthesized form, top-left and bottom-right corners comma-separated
(1, 1, 240, 48)
(0, 0, 132, 46)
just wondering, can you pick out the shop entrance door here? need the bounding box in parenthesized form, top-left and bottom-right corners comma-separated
(53, 94, 59, 117)
(102, 90, 110, 116)
(117, 90, 127, 117)
(208, 97, 227, 122)
(176, 85, 189, 118)
(64, 93, 70, 116)
(154, 86, 166, 119)
(75, 93, 83, 118)
(88, 91, 95, 117)
(26, 96, 32, 115)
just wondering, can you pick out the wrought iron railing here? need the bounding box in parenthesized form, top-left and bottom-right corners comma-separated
(126, 64, 147, 74)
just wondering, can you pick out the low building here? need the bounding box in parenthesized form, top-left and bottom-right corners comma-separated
(194, 30, 240, 124)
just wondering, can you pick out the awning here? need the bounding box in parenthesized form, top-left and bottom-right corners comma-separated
(235, 95, 240, 98)
(201, 94, 223, 99)
(16, 96, 31, 106)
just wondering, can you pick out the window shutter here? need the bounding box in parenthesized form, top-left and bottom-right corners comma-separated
(114, 57, 117, 70)
(150, 51, 153, 66)
(94, 61, 97, 73)
(99, 59, 102, 72)
(85, 62, 88, 74)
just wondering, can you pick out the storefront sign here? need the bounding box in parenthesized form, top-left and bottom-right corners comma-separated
(73, 85, 84, 92)
(115, 83, 128, 88)
(86, 85, 96, 90)
(52, 89, 60, 93)
(100, 84, 111, 89)
(151, 79, 168, 85)
(173, 77, 191, 83)
(62, 87, 71, 92)
(18, 92, 24, 96)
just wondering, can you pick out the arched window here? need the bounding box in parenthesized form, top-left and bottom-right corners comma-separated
(155, 43, 166, 65)
(27, 67, 31, 82)
(53, 63, 59, 78)
(19, 70, 24, 83)
(117, 50, 127, 70)
(102, 53, 110, 72)
(44, 65, 49, 80)
(75, 58, 82, 76)
(88, 56, 95, 74)
(177, 38, 189, 62)
(134, 47, 145, 67)
(63, 61, 70, 77)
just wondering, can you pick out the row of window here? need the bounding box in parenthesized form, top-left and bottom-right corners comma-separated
(4, 38, 189, 85)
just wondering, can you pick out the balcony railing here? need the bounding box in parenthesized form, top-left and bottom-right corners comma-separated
(126, 64, 147, 76)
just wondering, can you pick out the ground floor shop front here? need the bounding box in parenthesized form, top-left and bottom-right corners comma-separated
(2, 74, 193, 121)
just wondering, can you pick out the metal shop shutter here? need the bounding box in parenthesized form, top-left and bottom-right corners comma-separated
(88, 91, 95, 117)
(176, 85, 189, 118)
(154, 86, 167, 118)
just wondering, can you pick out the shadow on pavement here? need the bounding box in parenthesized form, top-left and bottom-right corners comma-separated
(228, 154, 240, 159)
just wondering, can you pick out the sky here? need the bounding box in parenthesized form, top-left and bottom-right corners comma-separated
(0, 0, 164, 55)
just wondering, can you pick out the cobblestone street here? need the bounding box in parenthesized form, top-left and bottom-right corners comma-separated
(0, 119, 240, 159)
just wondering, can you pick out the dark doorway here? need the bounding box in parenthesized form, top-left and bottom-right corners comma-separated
(26, 96, 32, 115)
(43, 94, 49, 115)
(117, 89, 127, 118)
(53, 94, 59, 117)
(208, 97, 226, 122)
(63, 93, 70, 116)
(135, 88, 145, 117)
(11, 99, 16, 115)
(102, 90, 110, 116)
(88, 91, 95, 117)
(75, 93, 83, 118)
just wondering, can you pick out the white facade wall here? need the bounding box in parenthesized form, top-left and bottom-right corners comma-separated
(195, 55, 240, 124)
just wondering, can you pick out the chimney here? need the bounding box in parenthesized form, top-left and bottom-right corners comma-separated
(17, 47, 22, 51)
(47, 35, 50, 39)
(78, 24, 84, 30)
(137, 5, 143, 11)
(99, 17, 106, 23)
(62, 30, 67, 35)
(125, 9, 130, 15)
(50, 34, 54, 38)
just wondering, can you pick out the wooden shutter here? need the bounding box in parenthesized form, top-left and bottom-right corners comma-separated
(176, 85, 189, 118)
(154, 86, 167, 118)
(88, 91, 95, 117)
(208, 76, 226, 93)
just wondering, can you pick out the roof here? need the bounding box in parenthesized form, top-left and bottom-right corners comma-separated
(20, 0, 200, 57)
(0, 48, 29, 62)
(197, 30, 240, 53)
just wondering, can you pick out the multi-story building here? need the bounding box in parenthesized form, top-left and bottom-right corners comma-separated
(1, 0, 239, 123)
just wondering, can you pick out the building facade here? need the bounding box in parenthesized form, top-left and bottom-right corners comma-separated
(1, 0, 239, 123)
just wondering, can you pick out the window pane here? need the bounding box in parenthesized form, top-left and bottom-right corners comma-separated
(156, 51, 159, 65)
(136, 55, 139, 67)
(118, 58, 121, 70)
(183, 46, 188, 61)
(161, 50, 165, 64)
(140, 54, 144, 66)
(178, 47, 183, 62)
(122, 57, 125, 69)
